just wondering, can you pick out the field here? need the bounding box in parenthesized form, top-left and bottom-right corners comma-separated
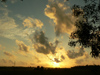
(0, 65, 100, 75)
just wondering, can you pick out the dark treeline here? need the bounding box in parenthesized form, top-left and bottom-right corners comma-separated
(0, 65, 100, 75)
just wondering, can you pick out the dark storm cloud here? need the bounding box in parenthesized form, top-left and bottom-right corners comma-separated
(33, 31, 59, 54)
(67, 47, 85, 59)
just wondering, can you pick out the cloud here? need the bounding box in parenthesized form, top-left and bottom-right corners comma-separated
(75, 59, 84, 64)
(8, 60, 14, 64)
(1, 59, 14, 64)
(34, 56, 41, 62)
(0, 45, 2, 50)
(67, 46, 85, 59)
(16, 40, 30, 52)
(19, 61, 27, 65)
(75, 52, 89, 64)
(23, 17, 43, 28)
(2, 59, 7, 63)
(61, 55, 65, 59)
(44, 2, 75, 36)
(0, 7, 36, 40)
(64, 0, 67, 2)
(10, 0, 17, 3)
(4, 51, 15, 58)
(53, 55, 65, 63)
(30, 63, 34, 65)
(47, 54, 65, 63)
(0, 59, 28, 66)
(33, 31, 59, 54)
(51, 57, 65, 63)
(16, 14, 26, 20)
(47, 55, 62, 63)
(53, 58, 61, 63)
(0, 5, 43, 41)
(1, 2, 7, 7)
(84, 52, 89, 59)
(48, 0, 54, 2)
(0, 45, 5, 50)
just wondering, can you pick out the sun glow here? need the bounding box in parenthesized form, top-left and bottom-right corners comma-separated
(52, 61, 60, 68)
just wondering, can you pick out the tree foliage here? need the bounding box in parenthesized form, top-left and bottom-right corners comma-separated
(69, 0, 100, 57)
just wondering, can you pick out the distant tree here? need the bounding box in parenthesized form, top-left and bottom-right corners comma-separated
(68, 0, 100, 57)
(40, 66, 44, 70)
(36, 66, 40, 70)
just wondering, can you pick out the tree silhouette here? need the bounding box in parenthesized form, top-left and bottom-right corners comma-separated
(68, 0, 100, 57)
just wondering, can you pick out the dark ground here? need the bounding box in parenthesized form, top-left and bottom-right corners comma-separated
(0, 65, 100, 75)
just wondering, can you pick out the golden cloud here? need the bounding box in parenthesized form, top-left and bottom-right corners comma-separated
(23, 17, 43, 28)
(44, 2, 76, 36)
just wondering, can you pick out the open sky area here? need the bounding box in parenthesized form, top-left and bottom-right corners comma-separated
(0, 0, 100, 68)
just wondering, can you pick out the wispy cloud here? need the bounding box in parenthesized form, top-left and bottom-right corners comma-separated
(23, 17, 43, 28)
(75, 52, 89, 64)
(0, 44, 4, 50)
(10, 0, 17, 4)
(4, 51, 16, 58)
(1, 2, 7, 7)
(34, 56, 41, 63)
(19, 61, 27, 65)
(0, 7, 37, 40)
(1, 59, 14, 64)
(16, 40, 30, 53)
(75, 59, 84, 64)
(44, 1, 76, 36)
(16, 14, 26, 20)
(1, 59, 7, 63)
(0, 59, 28, 66)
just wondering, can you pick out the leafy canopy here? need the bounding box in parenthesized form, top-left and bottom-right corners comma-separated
(68, 0, 100, 58)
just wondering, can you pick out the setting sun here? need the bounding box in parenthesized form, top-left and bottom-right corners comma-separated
(53, 62, 60, 68)
(50, 58, 61, 68)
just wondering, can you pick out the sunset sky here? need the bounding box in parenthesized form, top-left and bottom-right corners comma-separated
(0, 0, 100, 68)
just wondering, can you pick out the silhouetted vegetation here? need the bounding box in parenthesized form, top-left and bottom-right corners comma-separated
(0, 65, 100, 75)
(34, 66, 44, 70)
(69, 0, 100, 57)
